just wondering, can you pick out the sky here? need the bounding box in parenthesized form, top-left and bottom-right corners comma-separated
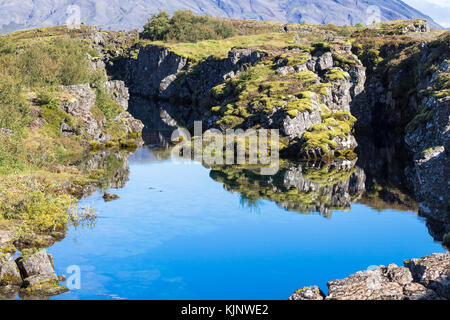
(403, 0, 450, 28)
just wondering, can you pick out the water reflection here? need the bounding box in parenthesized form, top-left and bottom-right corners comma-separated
(79, 140, 421, 224)
(210, 159, 366, 217)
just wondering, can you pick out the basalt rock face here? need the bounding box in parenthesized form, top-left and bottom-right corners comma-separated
(404, 97, 449, 238)
(58, 84, 109, 143)
(56, 82, 143, 144)
(290, 252, 449, 300)
(108, 46, 267, 131)
(352, 36, 450, 239)
(109, 41, 366, 160)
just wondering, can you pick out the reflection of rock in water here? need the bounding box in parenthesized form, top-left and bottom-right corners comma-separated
(282, 160, 366, 216)
(128, 145, 173, 163)
(355, 134, 424, 223)
(210, 158, 366, 217)
(142, 130, 174, 148)
(76, 149, 132, 198)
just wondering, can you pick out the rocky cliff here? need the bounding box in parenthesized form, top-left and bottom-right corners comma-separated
(98, 21, 448, 235)
(106, 33, 366, 160)
(351, 30, 449, 239)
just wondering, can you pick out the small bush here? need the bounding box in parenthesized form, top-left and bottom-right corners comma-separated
(143, 10, 235, 43)
(0, 74, 30, 131)
(16, 38, 95, 87)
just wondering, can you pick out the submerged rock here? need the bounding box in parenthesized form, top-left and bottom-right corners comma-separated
(103, 192, 120, 201)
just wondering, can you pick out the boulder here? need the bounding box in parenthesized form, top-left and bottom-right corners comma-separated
(289, 286, 325, 300)
(316, 52, 333, 71)
(290, 253, 448, 300)
(103, 192, 119, 201)
(276, 66, 295, 76)
(403, 282, 443, 300)
(21, 274, 69, 296)
(404, 252, 450, 299)
(15, 250, 56, 279)
(0, 255, 22, 286)
(326, 264, 409, 300)
(0, 285, 19, 300)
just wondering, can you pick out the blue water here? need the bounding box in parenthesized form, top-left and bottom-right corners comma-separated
(48, 147, 445, 300)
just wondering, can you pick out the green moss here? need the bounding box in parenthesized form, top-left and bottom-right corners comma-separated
(280, 52, 310, 66)
(319, 104, 333, 119)
(217, 115, 245, 127)
(301, 110, 356, 155)
(291, 70, 318, 85)
(422, 146, 442, 157)
(284, 94, 315, 117)
(325, 68, 349, 81)
(311, 42, 332, 54)
(332, 53, 357, 69)
(308, 83, 332, 98)
(405, 105, 433, 134)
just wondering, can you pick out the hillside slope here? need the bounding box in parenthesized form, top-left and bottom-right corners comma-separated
(0, 0, 443, 34)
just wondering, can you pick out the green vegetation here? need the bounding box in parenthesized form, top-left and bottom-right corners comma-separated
(0, 28, 141, 245)
(144, 32, 295, 62)
(325, 68, 349, 81)
(405, 105, 433, 134)
(143, 10, 235, 43)
(302, 111, 356, 155)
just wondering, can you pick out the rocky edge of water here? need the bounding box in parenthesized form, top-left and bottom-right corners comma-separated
(290, 252, 449, 300)
(0, 249, 67, 299)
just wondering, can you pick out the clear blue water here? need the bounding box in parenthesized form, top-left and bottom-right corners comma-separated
(47, 147, 445, 300)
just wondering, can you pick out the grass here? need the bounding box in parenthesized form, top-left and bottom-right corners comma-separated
(0, 30, 143, 246)
(141, 32, 296, 62)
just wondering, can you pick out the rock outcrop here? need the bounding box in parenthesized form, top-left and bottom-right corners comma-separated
(0, 250, 67, 298)
(351, 32, 449, 240)
(290, 252, 449, 300)
(55, 82, 143, 145)
(108, 39, 366, 160)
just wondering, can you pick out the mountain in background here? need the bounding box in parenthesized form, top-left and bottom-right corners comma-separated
(0, 0, 443, 34)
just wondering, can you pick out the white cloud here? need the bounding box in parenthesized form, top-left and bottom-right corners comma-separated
(403, 0, 450, 28)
